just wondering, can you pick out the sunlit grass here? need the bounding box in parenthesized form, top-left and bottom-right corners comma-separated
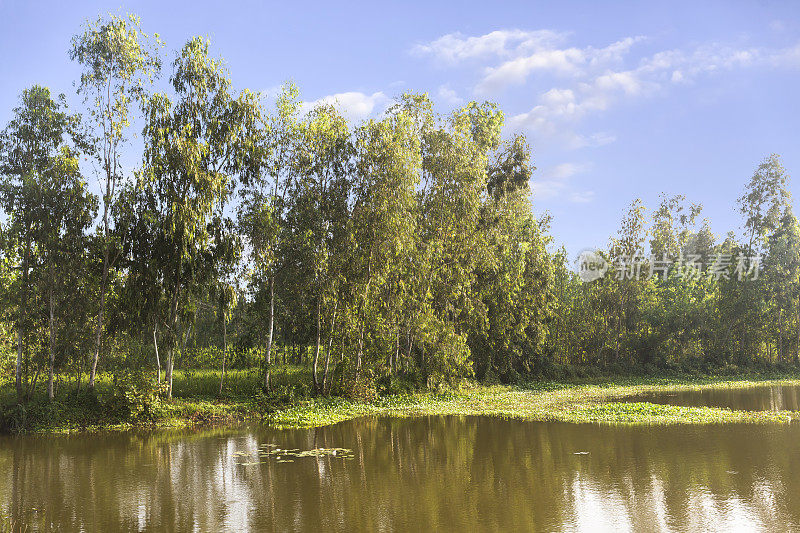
(3, 369, 800, 432)
(267, 377, 800, 428)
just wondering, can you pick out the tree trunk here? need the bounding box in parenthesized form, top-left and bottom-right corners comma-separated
(29, 367, 40, 398)
(322, 301, 337, 394)
(356, 262, 373, 376)
(219, 314, 227, 396)
(779, 307, 784, 363)
(15, 328, 23, 401)
(356, 326, 364, 374)
(47, 288, 55, 401)
(166, 285, 180, 400)
(392, 331, 399, 374)
(615, 293, 623, 364)
(406, 330, 413, 374)
(153, 323, 161, 384)
(796, 298, 800, 365)
(264, 276, 274, 391)
(312, 298, 321, 392)
(166, 347, 174, 399)
(16, 237, 30, 401)
(89, 232, 110, 389)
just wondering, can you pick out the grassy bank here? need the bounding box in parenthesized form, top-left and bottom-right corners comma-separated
(4, 368, 800, 433)
(268, 376, 800, 428)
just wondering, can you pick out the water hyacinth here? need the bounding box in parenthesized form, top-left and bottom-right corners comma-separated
(234, 446, 356, 465)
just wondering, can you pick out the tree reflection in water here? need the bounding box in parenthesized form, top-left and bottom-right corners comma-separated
(1, 416, 799, 532)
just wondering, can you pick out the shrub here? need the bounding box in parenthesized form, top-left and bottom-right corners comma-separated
(103, 371, 163, 423)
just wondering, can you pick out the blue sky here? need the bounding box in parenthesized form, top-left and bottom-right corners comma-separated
(1, 0, 799, 257)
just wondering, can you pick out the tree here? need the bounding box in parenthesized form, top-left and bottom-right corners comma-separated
(70, 13, 162, 389)
(739, 154, 791, 255)
(472, 134, 553, 380)
(237, 84, 302, 391)
(606, 199, 648, 364)
(38, 149, 97, 399)
(650, 194, 702, 260)
(413, 99, 503, 384)
(139, 37, 246, 398)
(762, 206, 800, 363)
(287, 103, 352, 392)
(0, 86, 96, 400)
(210, 216, 241, 394)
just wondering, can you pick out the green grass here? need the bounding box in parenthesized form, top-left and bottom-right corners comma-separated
(3, 369, 800, 433)
(267, 376, 800, 428)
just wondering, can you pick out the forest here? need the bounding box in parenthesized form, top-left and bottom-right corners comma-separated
(1, 14, 799, 430)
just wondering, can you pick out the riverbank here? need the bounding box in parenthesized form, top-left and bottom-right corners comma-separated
(269, 376, 800, 428)
(3, 371, 800, 434)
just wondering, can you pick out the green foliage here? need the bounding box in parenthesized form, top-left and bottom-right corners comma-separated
(3, 14, 800, 434)
(103, 370, 164, 422)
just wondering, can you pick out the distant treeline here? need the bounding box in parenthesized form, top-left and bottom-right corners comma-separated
(1, 14, 798, 404)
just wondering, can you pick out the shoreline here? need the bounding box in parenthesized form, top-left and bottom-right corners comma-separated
(5, 374, 800, 435)
(268, 376, 800, 429)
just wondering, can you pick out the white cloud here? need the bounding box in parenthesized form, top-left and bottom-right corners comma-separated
(540, 162, 590, 181)
(770, 20, 786, 33)
(416, 29, 800, 154)
(507, 39, 800, 148)
(771, 43, 800, 67)
(412, 29, 567, 64)
(259, 84, 285, 99)
(508, 87, 617, 149)
(533, 162, 593, 203)
(531, 180, 565, 200)
(437, 84, 463, 105)
(569, 190, 595, 203)
(476, 37, 644, 94)
(302, 91, 390, 123)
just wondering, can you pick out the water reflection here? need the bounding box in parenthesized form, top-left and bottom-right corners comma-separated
(1, 417, 799, 531)
(625, 384, 800, 412)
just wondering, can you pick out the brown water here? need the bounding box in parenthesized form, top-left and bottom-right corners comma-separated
(625, 384, 800, 412)
(2, 415, 800, 532)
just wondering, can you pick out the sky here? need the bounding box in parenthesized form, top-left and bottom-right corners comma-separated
(1, 0, 799, 258)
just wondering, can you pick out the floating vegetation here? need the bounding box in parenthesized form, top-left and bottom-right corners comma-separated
(234, 446, 355, 465)
(265, 378, 800, 429)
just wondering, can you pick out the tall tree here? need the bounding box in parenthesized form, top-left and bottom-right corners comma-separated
(70, 13, 162, 389)
(0, 86, 95, 399)
(739, 154, 791, 255)
(237, 85, 301, 391)
(38, 149, 97, 399)
(139, 37, 246, 398)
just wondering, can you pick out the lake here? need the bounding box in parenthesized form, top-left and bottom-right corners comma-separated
(624, 383, 800, 412)
(3, 389, 800, 531)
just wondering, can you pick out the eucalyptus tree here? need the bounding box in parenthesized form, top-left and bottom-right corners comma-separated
(412, 99, 504, 382)
(758, 205, 800, 363)
(38, 149, 97, 399)
(717, 155, 794, 363)
(345, 103, 421, 382)
(0, 86, 94, 399)
(115, 180, 167, 382)
(650, 194, 702, 260)
(739, 154, 792, 255)
(237, 85, 301, 391)
(209, 216, 241, 394)
(606, 199, 648, 364)
(645, 195, 711, 365)
(283, 102, 352, 391)
(139, 37, 247, 398)
(472, 134, 554, 380)
(70, 13, 162, 389)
